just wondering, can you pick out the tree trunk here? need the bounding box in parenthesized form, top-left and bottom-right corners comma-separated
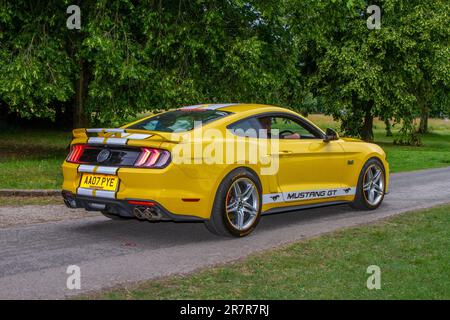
(416, 78, 431, 134)
(384, 118, 392, 137)
(0, 102, 5, 121)
(73, 59, 88, 128)
(418, 105, 428, 134)
(361, 101, 374, 141)
(55, 101, 73, 129)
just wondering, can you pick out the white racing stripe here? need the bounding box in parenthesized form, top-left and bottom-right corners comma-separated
(95, 167, 119, 175)
(87, 135, 151, 145)
(180, 103, 238, 110)
(121, 133, 152, 140)
(263, 187, 356, 204)
(95, 190, 116, 199)
(76, 188, 116, 199)
(78, 165, 96, 173)
(77, 188, 94, 197)
(78, 165, 118, 175)
(86, 128, 125, 133)
(104, 138, 128, 145)
(87, 137, 127, 145)
(87, 137, 105, 144)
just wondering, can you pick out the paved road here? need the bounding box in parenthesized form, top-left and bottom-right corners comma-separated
(1, 167, 450, 299)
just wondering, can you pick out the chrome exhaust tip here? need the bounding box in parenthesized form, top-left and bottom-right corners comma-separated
(63, 198, 78, 209)
(62, 191, 78, 208)
(133, 206, 162, 221)
(133, 207, 146, 220)
(148, 208, 162, 221)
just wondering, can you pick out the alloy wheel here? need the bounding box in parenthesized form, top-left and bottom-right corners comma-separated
(225, 178, 260, 230)
(363, 164, 385, 206)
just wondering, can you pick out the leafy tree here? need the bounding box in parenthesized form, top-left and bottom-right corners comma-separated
(287, 0, 449, 143)
(0, 0, 447, 138)
(0, 1, 74, 122)
(0, 0, 297, 128)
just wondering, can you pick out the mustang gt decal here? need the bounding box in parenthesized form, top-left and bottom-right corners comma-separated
(263, 187, 356, 204)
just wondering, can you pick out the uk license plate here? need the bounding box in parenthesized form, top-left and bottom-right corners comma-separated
(80, 173, 119, 191)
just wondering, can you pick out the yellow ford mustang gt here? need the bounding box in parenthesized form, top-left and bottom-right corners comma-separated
(62, 104, 389, 237)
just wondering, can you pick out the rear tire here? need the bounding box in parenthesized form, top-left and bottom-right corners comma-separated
(350, 158, 386, 210)
(205, 168, 262, 237)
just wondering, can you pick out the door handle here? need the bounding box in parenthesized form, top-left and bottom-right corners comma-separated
(265, 150, 293, 157)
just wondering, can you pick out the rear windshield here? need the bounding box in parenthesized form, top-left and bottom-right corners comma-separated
(128, 110, 231, 132)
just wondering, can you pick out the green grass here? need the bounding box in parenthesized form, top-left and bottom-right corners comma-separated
(0, 129, 70, 189)
(0, 116, 449, 189)
(377, 133, 450, 172)
(309, 115, 450, 173)
(85, 205, 450, 300)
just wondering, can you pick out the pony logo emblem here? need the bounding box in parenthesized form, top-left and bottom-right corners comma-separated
(97, 149, 111, 163)
(270, 195, 280, 201)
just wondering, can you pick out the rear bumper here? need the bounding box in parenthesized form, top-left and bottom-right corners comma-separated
(61, 190, 206, 222)
(62, 161, 217, 219)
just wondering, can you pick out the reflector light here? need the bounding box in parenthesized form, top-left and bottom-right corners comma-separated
(128, 200, 156, 206)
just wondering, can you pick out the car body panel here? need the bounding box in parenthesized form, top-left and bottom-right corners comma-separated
(61, 103, 389, 220)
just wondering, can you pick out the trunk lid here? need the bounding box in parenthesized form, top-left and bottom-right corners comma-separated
(69, 128, 178, 167)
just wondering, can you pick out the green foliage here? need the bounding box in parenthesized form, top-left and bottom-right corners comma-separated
(0, 1, 298, 125)
(0, 0, 448, 139)
(0, 1, 74, 120)
(393, 124, 423, 146)
(287, 0, 449, 143)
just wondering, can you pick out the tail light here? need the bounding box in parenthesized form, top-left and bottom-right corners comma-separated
(134, 147, 171, 168)
(66, 144, 86, 163)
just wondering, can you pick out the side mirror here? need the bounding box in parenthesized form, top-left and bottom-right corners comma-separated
(324, 128, 339, 142)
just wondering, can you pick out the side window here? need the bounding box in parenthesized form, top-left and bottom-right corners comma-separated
(228, 118, 262, 138)
(258, 115, 322, 139)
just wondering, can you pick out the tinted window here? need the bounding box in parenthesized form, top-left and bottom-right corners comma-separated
(128, 110, 230, 132)
(257, 115, 322, 139)
(228, 118, 262, 138)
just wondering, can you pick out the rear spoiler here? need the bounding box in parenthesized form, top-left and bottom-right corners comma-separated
(72, 128, 150, 138)
(72, 128, 176, 145)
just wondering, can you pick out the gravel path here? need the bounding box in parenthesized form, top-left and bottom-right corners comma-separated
(0, 205, 96, 228)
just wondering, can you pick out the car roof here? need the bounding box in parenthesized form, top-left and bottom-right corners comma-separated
(178, 103, 323, 131)
(179, 103, 290, 114)
(125, 103, 325, 136)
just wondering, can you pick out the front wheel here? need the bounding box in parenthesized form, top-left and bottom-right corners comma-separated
(205, 168, 262, 237)
(351, 158, 386, 210)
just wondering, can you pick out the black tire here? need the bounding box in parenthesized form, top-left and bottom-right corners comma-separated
(350, 158, 386, 210)
(205, 168, 262, 237)
(101, 211, 130, 220)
